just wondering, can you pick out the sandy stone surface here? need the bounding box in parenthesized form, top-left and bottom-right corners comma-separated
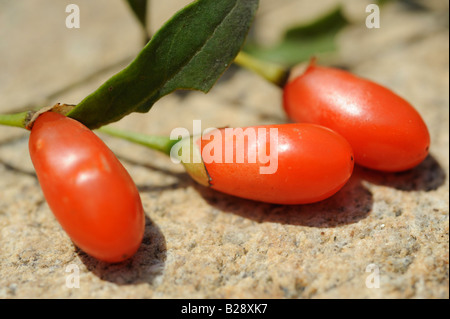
(0, 0, 448, 299)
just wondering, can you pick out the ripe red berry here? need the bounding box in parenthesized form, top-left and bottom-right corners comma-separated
(283, 62, 430, 172)
(29, 112, 145, 263)
(178, 123, 354, 205)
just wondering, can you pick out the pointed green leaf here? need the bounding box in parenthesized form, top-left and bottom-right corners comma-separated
(68, 0, 259, 129)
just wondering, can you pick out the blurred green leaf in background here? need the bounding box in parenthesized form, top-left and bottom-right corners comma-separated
(244, 6, 348, 67)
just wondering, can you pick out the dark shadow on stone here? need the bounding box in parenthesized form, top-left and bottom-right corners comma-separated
(0, 159, 36, 178)
(173, 89, 193, 100)
(113, 153, 197, 193)
(115, 153, 186, 179)
(256, 112, 288, 123)
(77, 215, 167, 285)
(359, 154, 446, 192)
(196, 169, 373, 228)
(216, 63, 241, 84)
(136, 173, 192, 193)
(0, 135, 36, 177)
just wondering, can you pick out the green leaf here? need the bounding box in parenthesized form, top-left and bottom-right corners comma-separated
(68, 0, 259, 129)
(244, 6, 348, 67)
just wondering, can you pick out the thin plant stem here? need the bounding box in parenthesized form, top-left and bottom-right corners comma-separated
(98, 125, 179, 156)
(0, 112, 28, 129)
(234, 51, 289, 88)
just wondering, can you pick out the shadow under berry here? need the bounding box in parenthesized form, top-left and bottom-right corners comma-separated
(76, 215, 167, 286)
(197, 168, 373, 228)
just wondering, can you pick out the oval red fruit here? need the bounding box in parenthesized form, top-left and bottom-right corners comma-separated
(29, 112, 145, 263)
(283, 63, 430, 172)
(194, 123, 354, 205)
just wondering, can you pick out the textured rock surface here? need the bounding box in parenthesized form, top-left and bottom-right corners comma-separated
(0, 0, 448, 299)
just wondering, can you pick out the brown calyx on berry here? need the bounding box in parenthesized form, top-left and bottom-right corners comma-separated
(25, 103, 76, 130)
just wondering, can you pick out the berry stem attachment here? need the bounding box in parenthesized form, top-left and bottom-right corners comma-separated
(234, 51, 289, 88)
(0, 111, 29, 129)
(98, 126, 210, 187)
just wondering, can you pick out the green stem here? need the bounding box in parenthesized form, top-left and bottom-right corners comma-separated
(0, 111, 28, 129)
(98, 125, 179, 156)
(99, 125, 210, 187)
(234, 51, 289, 88)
